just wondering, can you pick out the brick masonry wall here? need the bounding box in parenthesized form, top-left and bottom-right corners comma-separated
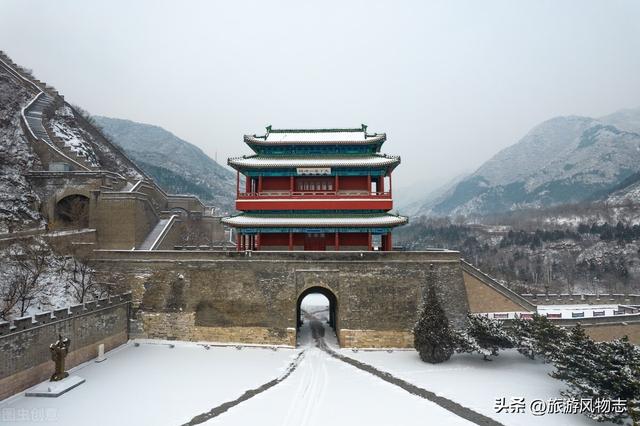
(93, 195, 157, 249)
(583, 322, 640, 344)
(95, 250, 470, 348)
(462, 270, 530, 313)
(0, 294, 130, 401)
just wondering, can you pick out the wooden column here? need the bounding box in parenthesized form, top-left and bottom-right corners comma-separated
(379, 176, 384, 193)
(258, 176, 263, 194)
(334, 232, 340, 251)
(367, 175, 372, 194)
(256, 233, 261, 251)
(236, 232, 240, 251)
(334, 175, 339, 193)
(290, 176, 294, 194)
(386, 233, 393, 251)
(367, 232, 372, 251)
(288, 231, 293, 251)
(245, 175, 251, 193)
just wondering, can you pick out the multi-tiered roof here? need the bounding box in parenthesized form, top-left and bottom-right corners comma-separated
(223, 125, 407, 251)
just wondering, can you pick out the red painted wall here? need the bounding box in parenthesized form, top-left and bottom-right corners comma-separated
(339, 176, 368, 191)
(258, 232, 371, 248)
(262, 177, 291, 191)
(260, 233, 289, 246)
(338, 233, 368, 246)
(293, 234, 305, 245)
(236, 199, 392, 211)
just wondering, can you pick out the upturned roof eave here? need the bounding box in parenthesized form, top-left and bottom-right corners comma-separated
(221, 213, 409, 228)
(243, 133, 386, 146)
(227, 155, 401, 171)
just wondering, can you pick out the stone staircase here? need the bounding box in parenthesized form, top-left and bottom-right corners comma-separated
(138, 218, 171, 250)
(0, 51, 95, 171)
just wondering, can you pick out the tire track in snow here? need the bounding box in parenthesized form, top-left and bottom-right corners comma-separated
(182, 350, 306, 426)
(312, 321, 503, 426)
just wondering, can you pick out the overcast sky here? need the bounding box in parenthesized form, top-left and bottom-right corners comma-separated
(1, 0, 639, 195)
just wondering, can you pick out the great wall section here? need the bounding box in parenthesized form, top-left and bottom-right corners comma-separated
(0, 51, 639, 400)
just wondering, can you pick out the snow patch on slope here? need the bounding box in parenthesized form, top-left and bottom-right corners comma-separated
(50, 105, 99, 167)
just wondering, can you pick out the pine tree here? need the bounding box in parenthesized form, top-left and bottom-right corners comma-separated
(457, 314, 514, 361)
(551, 324, 601, 396)
(413, 285, 455, 363)
(530, 314, 568, 362)
(551, 328, 640, 424)
(511, 315, 536, 359)
(593, 337, 640, 424)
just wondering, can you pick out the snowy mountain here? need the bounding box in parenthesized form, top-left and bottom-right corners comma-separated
(599, 106, 640, 134)
(94, 117, 236, 213)
(417, 108, 640, 217)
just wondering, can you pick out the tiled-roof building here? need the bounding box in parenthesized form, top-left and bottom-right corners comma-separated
(222, 125, 408, 251)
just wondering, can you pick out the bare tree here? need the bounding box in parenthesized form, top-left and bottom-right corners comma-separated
(0, 276, 20, 321)
(63, 254, 96, 303)
(10, 239, 51, 317)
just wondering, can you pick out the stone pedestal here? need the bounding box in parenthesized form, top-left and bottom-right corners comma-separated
(95, 343, 106, 362)
(25, 376, 85, 397)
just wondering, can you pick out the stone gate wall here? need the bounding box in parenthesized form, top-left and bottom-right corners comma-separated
(94, 250, 470, 348)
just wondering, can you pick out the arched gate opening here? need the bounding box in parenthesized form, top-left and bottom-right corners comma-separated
(54, 194, 90, 229)
(296, 286, 338, 339)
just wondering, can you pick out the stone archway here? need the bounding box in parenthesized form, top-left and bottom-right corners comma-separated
(296, 286, 338, 331)
(54, 194, 90, 229)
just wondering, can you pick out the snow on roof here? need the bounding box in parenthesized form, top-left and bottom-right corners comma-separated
(536, 304, 619, 311)
(266, 131, 366, 142)
(221, 213, 408, 228)
(245, 126, 386, 145)
(228, 155, 400, 169)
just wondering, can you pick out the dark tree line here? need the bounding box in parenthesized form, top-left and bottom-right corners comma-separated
(499, 229, 582, 249)
(578, 221, 640, 243)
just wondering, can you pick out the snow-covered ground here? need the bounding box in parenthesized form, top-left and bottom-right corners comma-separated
(0, 342, 299, 425)
(342, 350, 609, 426)
(206, 322, 469, 426)
(1, 305, 606, 426)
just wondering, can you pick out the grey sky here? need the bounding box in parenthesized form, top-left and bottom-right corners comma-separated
(1, 0, 639, 194)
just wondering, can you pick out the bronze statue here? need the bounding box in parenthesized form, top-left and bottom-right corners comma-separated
(49, 335, 71, 381)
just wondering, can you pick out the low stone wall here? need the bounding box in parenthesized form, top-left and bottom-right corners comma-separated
(0, 294, 131, 401)
(339, 329, 413, 348)
(95, 250, 470, 348)
(551, 314, 640, 345)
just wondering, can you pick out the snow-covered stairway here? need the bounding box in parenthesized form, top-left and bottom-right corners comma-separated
(23, 93, 96, 170)
(0, 52, 93, 171)
(24, 93, 56, 145)
(138, 216, 176, 250)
